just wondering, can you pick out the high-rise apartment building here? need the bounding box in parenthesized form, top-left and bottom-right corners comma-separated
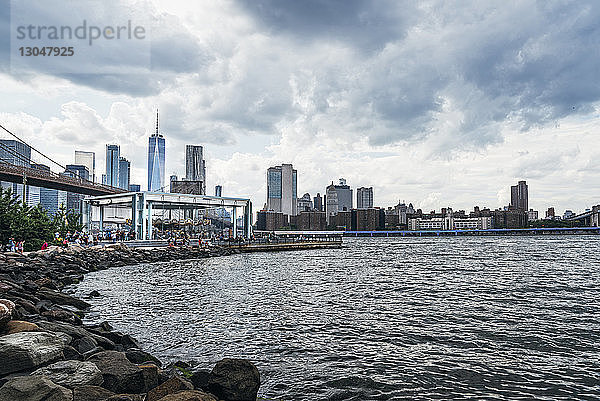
(74, 151, 95, 182)
(118, 157, 130, 190)
(104, 144, 120, 187)
(510, 180, 528, 211)
(266, 164, 297, 216)
(357, 187, 373, 209)
(185, 145, 206, 179)
(148, 111, 165, 192)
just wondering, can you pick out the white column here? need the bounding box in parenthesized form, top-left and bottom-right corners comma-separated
(232, 206, 237, 238)
(147, 201, 153, 240)
(99, 206, 104, 231)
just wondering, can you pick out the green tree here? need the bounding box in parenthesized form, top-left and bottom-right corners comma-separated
(53, 203, 83, 237)
(0, 187, 20, 245)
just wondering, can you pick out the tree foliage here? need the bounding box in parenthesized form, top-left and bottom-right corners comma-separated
(0, 187, 83, 251)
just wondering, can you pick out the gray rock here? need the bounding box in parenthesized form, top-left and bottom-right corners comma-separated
(32, 360, 103, 389)
(36, 288, 91, 310)
(207, 358, 260, 401)
(62, 345, 83, 361)
(73, 336, 98, 354)
(37, 320, 89, 338)
(0, 332, 66, 375)
(72, 385, 115, 401)
(125, 348, 162, 366)
(0, 375, 72, 401)
(86, 351, 146, 394)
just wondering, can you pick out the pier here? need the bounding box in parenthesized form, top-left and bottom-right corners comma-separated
(125, 231, 344, 252)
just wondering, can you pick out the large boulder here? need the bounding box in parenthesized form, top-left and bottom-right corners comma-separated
(0, 332, 66, 375)
(0, 375, 72, 401)
(156, 391, 217, 401)
(72, 385, 115, 401)
(36, 288, 91, 310)
(207, 359, 260, 401)
(4, 320, 40, 335)
(32, 360, 103, 389)
(146, 375, 194, 401)
(72, 336, 98, 354)
(86, 351, 146, 394)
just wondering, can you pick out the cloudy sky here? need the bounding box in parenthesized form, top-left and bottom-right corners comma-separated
(1, 0, 599, 215)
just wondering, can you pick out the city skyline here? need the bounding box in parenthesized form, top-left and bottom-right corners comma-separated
(0, 2, 599, 214)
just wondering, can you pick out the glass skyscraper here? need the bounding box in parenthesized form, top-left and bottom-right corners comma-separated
(104, 144, 120, 187)
(148, 111, 165, 192)
(118, 157, 130, 190)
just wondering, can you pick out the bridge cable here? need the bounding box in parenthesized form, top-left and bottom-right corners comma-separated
(0, 123, 66, 170)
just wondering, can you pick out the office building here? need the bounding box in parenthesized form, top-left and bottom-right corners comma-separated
(325, 178, 353, 223)
(0, 139, 32, 203)
(104, 144, 120, 187)
(186, 145, 206, 194)
(65, 164, 90, 180)
(129, 184, 141, 192)
(510, 180, 528, 211)
(357, 187, 373, 209)
(118, 157, 130, 190)
(148, 110, 166, 192)
(215, 185, 222, 197)
(266, 164, 297, 216)
(74, 151, 95, 182)
(0, 139, 31, 166)
(313, 193, 323, 211)
(546, 207, 555, 219)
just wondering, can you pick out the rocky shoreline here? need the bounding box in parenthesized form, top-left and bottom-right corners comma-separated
(0, 244, 262, 401)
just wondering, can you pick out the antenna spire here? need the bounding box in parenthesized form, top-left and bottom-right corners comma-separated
(156, 109, 159, 135)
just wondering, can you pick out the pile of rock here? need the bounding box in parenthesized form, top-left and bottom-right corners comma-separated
(0, 246, 261, 401)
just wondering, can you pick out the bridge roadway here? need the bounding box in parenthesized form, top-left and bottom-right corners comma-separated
(0, 162, 125, 196)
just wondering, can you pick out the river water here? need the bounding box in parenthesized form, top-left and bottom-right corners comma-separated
(72, 236, 600, 400)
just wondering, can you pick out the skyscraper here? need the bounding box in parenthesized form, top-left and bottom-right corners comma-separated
(148, 111, 165, 192)
(357, 187, 373, 209)
(215, 185, 222, 197)
(185, 145, 206, 180)
(313, 193, 323, 211)
(510, 180, 528, 211)
(74, 151, 95, 182)
(266, 164, 297, 216)
(105, 144, 120, 187)
(118, 157, 130, 190)
(0, 139, 32, 203)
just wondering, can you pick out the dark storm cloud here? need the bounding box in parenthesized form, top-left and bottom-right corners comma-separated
(0, 1, 207, 96)
(0, 1, 10, 71)
(237, 0, 417, 52)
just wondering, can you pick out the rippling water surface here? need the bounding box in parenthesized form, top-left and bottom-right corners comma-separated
(72, 236, 600, 400)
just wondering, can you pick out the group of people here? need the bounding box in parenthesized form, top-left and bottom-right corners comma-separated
(6, 238, 24, 253)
